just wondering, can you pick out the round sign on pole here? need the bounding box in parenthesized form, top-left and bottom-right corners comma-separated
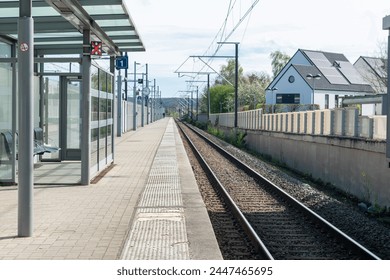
(142, 87, 150, 96)
(20, 43, 29, 52)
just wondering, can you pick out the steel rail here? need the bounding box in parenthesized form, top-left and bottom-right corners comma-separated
(182, 121, 381, 260)
(177, 121, 274, 260)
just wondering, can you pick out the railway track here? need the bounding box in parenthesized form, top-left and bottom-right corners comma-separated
(177, 120, 380, 260)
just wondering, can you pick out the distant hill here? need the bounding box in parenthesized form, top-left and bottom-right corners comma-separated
(161, 98, 181, 109)
(157, 97, 199, 115)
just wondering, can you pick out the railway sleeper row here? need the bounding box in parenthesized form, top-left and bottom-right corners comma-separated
(177, 120, 380, 260)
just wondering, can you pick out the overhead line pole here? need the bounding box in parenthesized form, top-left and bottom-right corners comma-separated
(189, 55, 234, 86)
(178, 90, 193, 118)
(187, 81, 208, 121)
(217, 42, 240, 128)
(383, 15, 390, 166)
(177, 71, 214, 121)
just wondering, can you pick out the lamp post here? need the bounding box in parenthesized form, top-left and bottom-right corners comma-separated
(267, 87, 278, 113)
(306, 73, 321, 109)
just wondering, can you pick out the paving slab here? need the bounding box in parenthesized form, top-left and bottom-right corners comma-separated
(0, 118, 222, 260)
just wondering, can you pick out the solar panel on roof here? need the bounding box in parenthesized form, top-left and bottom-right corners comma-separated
(305, 51, 330, 67)
(337, 61, 367, 85)
(320, 67, 349, 84)
(305, 51, 349, 85)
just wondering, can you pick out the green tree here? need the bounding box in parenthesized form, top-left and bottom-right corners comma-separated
(203, 84, 234, 114)
(215, 59, 244, 86)
(199, 87, 209, 114)
(203, 60, 271, 114)
(270, 50, 290, 77)
(239, 71, 271, 110)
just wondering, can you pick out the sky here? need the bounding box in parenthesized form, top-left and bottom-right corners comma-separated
(124, 0, 390, 98)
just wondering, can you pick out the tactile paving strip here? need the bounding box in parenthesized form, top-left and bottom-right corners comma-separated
(121, 121, 190, 260)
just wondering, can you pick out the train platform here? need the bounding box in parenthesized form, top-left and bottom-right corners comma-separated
(0, 118, 222, 260)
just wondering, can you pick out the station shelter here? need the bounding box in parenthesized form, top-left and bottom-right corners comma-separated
(0, 0, 145, 186)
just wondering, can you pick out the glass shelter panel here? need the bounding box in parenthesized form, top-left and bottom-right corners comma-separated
(42, 76, 61, 161)
(0, 42, 13, 182)
(99, 91, 107, 166)
(90, 65, 114, 175)
(67, 81, 81, 149)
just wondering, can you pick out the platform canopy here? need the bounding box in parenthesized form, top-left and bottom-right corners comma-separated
(0, 0, 145, 55)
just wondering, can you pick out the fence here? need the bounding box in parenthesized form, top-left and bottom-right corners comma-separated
(210, 108, 386, 141)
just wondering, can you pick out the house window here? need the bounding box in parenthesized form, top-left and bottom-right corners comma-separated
(325, 94, 329, 109)
(276, 94, 300, 104)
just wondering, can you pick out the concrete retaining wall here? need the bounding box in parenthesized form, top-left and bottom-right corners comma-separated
(245, 130, 390, 207)
(209, 108, 389, 207)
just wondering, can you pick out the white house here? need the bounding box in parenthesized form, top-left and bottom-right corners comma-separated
(352, 56, 387, 115)
(354, 56, 387, 94)
(266, 49, 374, 111)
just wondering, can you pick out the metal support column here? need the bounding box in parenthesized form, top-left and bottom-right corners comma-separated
(157, 86, 160, 119)
(81, 29, 91, 185)
(18, 0, 34, 237)
(234, 43, 239, 128)
(110, 56, 115, 160)
(217, 42, 239, 126)
(383, 15, 390, 164)
(124, 52, 128, 101)
(152, 79, 156, 122)
(196, 86, 199, 121)
(387, 30, 390, 163)
(141, 81, 144, 127)
(133, 61, 138, 131)
(141, 64, 148, 127)
(207, 74, 210, 121)
(117, 71, 122, 137)
(146, 64, 149, 125)
(191, 90, 193, 120)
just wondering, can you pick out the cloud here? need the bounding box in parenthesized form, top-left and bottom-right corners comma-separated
(126, 0, 390, 97)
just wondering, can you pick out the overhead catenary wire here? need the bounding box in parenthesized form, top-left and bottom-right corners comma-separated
(175, 0, 260, 83)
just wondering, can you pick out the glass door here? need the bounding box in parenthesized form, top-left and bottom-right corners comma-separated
(41, 76, 61, 161)
(41, 76, 81, 161)
(62, 78, 81, 160)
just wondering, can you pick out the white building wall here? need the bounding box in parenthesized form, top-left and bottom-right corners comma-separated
(266, 66, 312, 105)
(267, 50, 311, 89)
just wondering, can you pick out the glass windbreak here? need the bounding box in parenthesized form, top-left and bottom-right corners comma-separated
(0, 41, 13, 182)
(90, 65, 114, 174)
(0, 64, 12, 129)
(66, 81, 81, 150)
(41, 76, 60, 160)
(0, 62, 13, 181)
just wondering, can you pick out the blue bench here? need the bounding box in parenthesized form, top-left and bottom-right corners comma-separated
(33, 127, 61, 155)
(0, 128, 60, 161)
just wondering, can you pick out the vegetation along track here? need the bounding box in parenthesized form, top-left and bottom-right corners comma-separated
(177, 120, 380, 260)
